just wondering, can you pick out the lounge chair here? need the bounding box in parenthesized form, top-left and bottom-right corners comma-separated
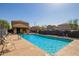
(0, 34, 16, 55)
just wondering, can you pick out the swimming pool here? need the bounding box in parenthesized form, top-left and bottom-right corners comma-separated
(20, 34, 72, 55)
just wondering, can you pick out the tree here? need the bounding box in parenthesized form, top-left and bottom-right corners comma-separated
(68, 19, 78, 30)
(0, 20, 10, 55)
(73, 19, 78, 30)
(0, 19, 10, 29)
(69, 20, 73, 30)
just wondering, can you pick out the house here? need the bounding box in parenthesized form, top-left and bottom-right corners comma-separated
(47, 25, 57, 31)
(11, 20, 30, 34)
(30, 26, 41, 32)
(57, 23, 72, 31)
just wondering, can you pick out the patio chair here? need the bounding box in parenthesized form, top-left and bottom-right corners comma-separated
(0, 34, 16, 55)
(0, 24, 16, 55)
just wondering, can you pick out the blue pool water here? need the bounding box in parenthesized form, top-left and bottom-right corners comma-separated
(20, 34, 72, 55)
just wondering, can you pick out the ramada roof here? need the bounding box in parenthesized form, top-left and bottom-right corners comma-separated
(12, 20, 29, 28)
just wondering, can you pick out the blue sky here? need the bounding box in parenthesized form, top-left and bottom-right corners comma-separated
(0, 3, 79, 26)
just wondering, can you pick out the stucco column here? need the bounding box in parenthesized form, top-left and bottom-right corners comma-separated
(20, 28, 23, 33)
(14, 28, 17, 34)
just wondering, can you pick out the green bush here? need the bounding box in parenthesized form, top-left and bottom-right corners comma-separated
(0, 19, 10, 29)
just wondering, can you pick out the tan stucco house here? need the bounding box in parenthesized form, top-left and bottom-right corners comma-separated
(11, 20, 30, 34)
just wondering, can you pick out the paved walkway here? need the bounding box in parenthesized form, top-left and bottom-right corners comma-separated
(2, 34, 48, 56)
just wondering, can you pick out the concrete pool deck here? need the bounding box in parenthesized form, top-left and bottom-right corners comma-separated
(55, 40, 79, 56)
(1, 34, 79, 56)
(44, 34, 79, 56)
(1, 34, 49, 56)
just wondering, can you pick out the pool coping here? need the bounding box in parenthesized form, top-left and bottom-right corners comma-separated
(20, 35, 50, 56)
(30, 33, 78, 40)
(30, 34, 76, 55)
(21, 33, 75, 56)
(33, 34, 79, 56)
(34, 34, 75, 56)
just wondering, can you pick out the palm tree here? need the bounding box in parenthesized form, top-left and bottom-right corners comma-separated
(73, 19, 78, 30)
(69, 20, 73, 30)
(68, 19, 78, 30)
(0, 19, 10, 29)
